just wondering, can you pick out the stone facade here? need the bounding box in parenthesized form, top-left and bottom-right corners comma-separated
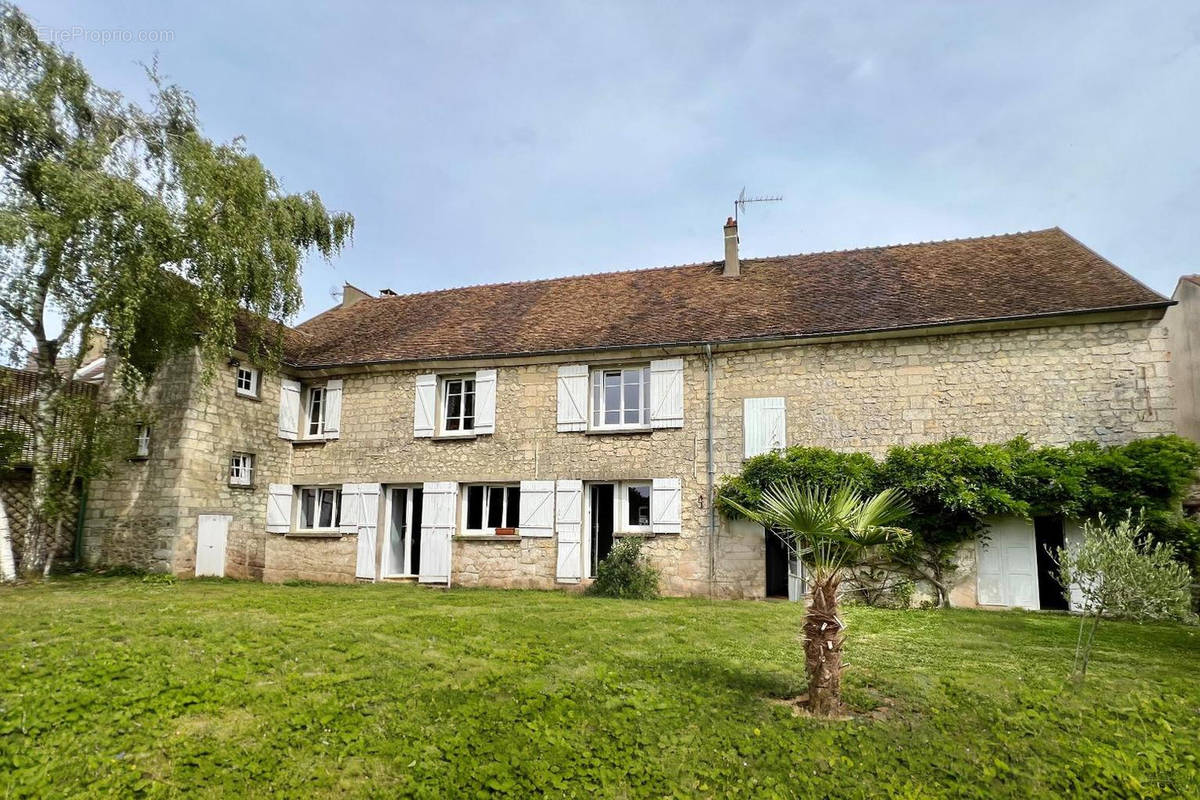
(83, 313, 1174, 602)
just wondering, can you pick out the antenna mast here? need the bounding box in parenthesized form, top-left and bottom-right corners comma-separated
(734, 186, 783, 223)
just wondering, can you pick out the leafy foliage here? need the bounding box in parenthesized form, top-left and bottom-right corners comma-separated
(717, 436, 1200, 605)
(586, 536, 660, 599)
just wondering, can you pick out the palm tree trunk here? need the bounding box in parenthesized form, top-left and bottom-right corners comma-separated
(804, 576, 844, 715)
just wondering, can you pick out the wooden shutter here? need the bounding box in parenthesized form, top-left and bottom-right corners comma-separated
(474, 369, 497, 434)
(278, 379, 301, 440)
(556, 364, 588, 432)
(323, 379, 343, 439)
(353, 483, 382, 580)
(414, 374, 437, 438)
(649, 358, 684, 429)
(266, 483, 292, 533)
(555, 480, 583, 583)
(743, 397, 786, 458)
(340, 483, 361, 534)
(418, 482, 457, 584)
(519, 480, 555, 537)
(651, 477, 681, 534)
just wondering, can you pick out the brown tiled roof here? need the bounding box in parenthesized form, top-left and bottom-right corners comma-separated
(288, 228, 1168, 367)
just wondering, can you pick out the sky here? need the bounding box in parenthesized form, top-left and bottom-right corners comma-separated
(21, 1, 1200, 322)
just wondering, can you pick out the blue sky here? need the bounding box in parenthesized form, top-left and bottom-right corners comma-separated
(23, 1, 1200, 321)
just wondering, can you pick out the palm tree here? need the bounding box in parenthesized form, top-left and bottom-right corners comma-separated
(733, 482, 911, 716)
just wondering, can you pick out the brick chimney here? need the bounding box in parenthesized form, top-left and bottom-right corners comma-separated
(723, 217, 739, 277)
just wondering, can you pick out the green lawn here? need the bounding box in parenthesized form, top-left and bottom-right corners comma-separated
(1, 579, 1197, 798)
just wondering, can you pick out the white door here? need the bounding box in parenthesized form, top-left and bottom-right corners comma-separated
(977, 518, 1040, 609)
(418, 482, 456, 584)
(195, 514, 231, 577)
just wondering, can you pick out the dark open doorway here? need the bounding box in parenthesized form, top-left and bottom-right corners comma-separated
(589, 484, 615, 577)
(765, 529, 789, 598)
(1034, 515, 1069, 611)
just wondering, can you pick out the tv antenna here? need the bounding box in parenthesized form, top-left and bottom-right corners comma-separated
(734, 187, 783, 223)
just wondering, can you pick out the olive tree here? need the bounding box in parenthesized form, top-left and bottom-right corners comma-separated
(0, 3, 353, 576)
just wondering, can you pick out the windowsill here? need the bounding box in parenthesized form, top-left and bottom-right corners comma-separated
(455, 533, 522, 541)
(128, 455, 149, 462)
(432, 432, 479, 441)
(615, 530, 653, 538)
(228, 483, 256, 491)
(235, 392, 262, 402)
(285, 530, 343, 539)
(291, 437, 329, 447)
(585, 426, 652, 436)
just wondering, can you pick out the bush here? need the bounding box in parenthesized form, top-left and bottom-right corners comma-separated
(587, 537, 660, 599)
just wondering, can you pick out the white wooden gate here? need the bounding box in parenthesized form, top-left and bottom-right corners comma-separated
(195, 514, 231, 577)
(977, 517, 1040, 609)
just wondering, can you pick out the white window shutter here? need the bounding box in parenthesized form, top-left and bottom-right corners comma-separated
(519, 480, 555, 537)
(266, 484, 292, 533)
(414, 374, 437, 438)
(743, 397, 786, 458)
(340, 483, 361, 535)
(353, 483, 381, 580)
(649, 358, 684, 429)
(651, 477, 682, 534)
(474, 369, 497, 434)
(556, 364, 588, 432)
(278, 379, 301, 440)
(555, 480, 583, 582)
(323, 379, 344, 439)
(418, 482, 457, 584)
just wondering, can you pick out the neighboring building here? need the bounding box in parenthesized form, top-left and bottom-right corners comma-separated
(82, 224, 1175, 605)
(1165, 276, 1200, 441)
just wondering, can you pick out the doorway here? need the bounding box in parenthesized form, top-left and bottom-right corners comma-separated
(764, 529, 789, 598)
(1034, 515, 1069, 611)
(589, 483, 615, 577)
(195, 514, 230, 577)
(383, 486, 423, 577)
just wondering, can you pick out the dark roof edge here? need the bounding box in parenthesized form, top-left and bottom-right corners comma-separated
(285, 300, 1172, 370)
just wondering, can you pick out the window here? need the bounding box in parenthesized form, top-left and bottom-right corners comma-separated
(441, 376, 475, 434)
(462, 484, 520, 533)
(236, 366, 259, 398)
(591, 366, 650, 429)
(298, 487, 341, 530)
(306, 386, 326, 437)
(229, 452, 254, 487)
(134, 424, 150, 458)
(623, 482, 651, 530)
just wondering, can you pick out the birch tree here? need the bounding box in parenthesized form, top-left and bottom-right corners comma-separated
(0, 4, 353, 577)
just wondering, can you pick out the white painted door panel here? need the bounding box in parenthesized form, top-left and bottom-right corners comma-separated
(195, 514, 231, 577)
(977, 517, 1040, 610)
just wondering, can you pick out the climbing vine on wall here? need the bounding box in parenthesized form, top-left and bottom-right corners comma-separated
(716, 435, 1200, 606)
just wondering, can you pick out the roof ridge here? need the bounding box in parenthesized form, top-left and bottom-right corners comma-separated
(315, 227, 1061, 311)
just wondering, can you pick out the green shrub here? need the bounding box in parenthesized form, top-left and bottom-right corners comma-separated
(587, 537, 659, 599)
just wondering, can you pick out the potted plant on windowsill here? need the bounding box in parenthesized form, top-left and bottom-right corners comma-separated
(494, 527, 518, 536)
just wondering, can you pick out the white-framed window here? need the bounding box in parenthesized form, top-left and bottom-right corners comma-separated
(229, 452, 255, 487)
(297, 486, 342, 530)
(441, 376, 476, 434)
(134, 424, 151, 458)
(618, 481, 652, 533)
(462, 483, 520, 533)
(591, 365, 650, 429)
(236, 366, 260, 398)
(305, 385, 326, 438)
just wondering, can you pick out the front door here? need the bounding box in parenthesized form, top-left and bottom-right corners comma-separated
(589, 484, 615, 577)
(384, 486, 423, 577)
(195, 514, 230, 577)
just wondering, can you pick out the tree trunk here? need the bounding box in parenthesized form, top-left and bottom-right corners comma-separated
(22, 358, 60, 579)
(0, 494, 15, 582)
(803, 577, 844, 715)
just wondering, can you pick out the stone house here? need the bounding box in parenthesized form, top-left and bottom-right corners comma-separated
(82, 223, 1174, 605)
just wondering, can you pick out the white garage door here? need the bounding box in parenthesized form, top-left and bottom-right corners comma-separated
(977, 517, 1040, 609)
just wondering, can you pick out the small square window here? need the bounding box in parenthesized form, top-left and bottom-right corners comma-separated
(229, 452, 255, 487)
(298, 486, 341, 530)
(235, 366, 259, 397)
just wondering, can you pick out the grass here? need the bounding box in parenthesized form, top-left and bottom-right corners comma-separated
(1, 579, 1197, 799)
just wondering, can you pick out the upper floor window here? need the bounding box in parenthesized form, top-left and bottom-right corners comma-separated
(591, 366, 650, 429)
(134, 424, 151, 458)
(463, 484, 520, 533)
(298, 486, 342, 530)
(236, 366, 260, 398)
(441, 376, 475, 434)
(229, 452, 255, 487)
(306, 386, 326, 437)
